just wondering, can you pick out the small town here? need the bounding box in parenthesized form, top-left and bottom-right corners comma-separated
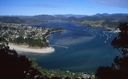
(0, 23, 64, 47)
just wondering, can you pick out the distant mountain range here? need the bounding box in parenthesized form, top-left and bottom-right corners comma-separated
(1, 13, 127, 21)
(0, 13, 128, 30)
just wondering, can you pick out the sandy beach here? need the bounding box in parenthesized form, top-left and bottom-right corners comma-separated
(9, 44, 55, 54)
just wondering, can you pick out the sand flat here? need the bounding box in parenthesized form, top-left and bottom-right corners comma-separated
(9, 44, 55, 53)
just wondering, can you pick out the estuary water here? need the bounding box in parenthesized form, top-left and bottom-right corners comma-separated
(27, 22, 119, 72)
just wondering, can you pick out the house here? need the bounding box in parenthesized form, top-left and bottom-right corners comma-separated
(82, 74, 91, 79)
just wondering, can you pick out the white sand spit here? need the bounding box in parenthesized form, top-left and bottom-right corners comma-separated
(9, 44, 55, 54)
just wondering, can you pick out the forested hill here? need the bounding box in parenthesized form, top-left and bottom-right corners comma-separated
(0, 16, 25, 23)
(64, 13, 128, 30)
(32, 15, 66, 21)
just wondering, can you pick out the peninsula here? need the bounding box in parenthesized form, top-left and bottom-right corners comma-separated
(0, 23, 63, 53)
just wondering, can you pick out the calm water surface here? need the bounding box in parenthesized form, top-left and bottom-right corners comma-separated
(25, 22, 119, 72)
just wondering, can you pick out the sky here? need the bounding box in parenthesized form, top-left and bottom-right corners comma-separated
(0, 0, 128, 16)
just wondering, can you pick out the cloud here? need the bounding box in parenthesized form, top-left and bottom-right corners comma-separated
(90, 0, 128, 8)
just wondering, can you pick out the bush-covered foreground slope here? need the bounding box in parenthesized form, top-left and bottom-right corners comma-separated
(0, 40, 95, 79)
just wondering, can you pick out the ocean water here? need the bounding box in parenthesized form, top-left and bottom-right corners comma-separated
(25, 22, 119, 72)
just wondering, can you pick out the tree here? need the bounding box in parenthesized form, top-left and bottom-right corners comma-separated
(96, 22, 128, 79)
(0, 43, 42, 79)
(111, 22, 128, 57)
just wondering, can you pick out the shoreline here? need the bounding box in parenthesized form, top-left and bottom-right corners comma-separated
(9, 44, 55, 54)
